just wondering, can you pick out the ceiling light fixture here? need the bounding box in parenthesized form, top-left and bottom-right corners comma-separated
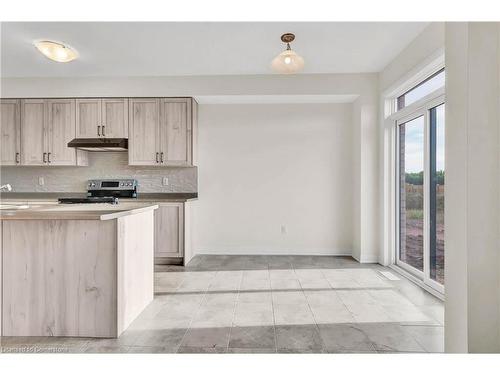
(271, 33, 304, 74)
(33, 40, 78, 63)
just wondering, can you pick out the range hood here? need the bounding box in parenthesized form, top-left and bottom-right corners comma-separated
(67, 138, 128, 152)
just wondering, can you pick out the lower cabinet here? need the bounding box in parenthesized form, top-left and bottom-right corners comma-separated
(154, 203, 184, 261)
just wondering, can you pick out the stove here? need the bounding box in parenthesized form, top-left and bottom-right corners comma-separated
(58, 179, 138, 205)
(58, 196, 119, 204)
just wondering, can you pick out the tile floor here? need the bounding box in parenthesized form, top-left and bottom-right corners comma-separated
(0, 255, 444, 354)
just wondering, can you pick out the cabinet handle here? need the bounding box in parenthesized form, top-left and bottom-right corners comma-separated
(155, 152, 159, 163)
(43, 152, 47, 163)
(160, 152, 164, 163)
(102, 125, 105, 137)
(97, 125, 101, 136)
(47, 152, 51, 163)
(15, 152, 20, 164)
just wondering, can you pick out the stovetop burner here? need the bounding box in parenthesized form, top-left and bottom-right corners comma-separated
(58, 197, 119, 205)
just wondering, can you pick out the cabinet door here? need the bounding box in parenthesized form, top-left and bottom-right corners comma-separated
(128, 98, 160, 165)
(159, 99, 192, 166)
(155, 203, 184, 258)
(20, 99, 46, 165)
(101, 98, 128, 138)
(76, 99, 101, 138)
(0, 99, 21, 165)
(46, 99, 76, 165)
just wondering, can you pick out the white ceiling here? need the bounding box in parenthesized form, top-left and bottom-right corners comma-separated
(1, 22, 428, 78)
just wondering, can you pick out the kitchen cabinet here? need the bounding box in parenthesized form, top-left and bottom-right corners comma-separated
(20, 99, 46, 166)
(159, 98, 192, 166)
(0, 99, 21, 165)
(76, 98, 128, 138)
(129, 98, 196, 166)
(46, 99, 77, 165)
(128, 98, 160, 166)
(154, 203, 184, 259)
(20, 99, 86, 166)
(7, 97, 196, 168)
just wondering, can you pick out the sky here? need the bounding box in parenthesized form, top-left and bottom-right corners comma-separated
(403, 104, 445, 173)
(401, 70, 445, 173)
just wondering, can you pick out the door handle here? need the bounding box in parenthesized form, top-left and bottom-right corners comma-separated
(47, 152, 51, 163)
(155, 152, 159, 163)
(43, 152, 47, 163)
(15, 152, 20, 164)
(160, 152, 164, 163)
(97, 125, 101, 136)
(102, 125, 105, 137)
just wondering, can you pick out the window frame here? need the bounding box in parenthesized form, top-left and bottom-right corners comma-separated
(394, 93, 445, 296)
(396, 68, 445, 111)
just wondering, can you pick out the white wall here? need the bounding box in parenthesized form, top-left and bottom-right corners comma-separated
(351, 94, 380, 263)
(444, 22, 500, 353)
(379, 23, 445, 93)
(1, 73, 377, 98)
(193, 103, 353, 255)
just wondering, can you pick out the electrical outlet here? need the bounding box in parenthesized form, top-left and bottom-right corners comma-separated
(280, 224, 287, 234)
(162, 177, 169, 186)
(38, 177, 44, 186)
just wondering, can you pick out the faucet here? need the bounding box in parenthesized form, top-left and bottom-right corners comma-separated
(0, 184, 12, 192)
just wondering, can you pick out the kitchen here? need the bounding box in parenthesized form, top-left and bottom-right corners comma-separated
(0, 96, 199, 337)
(0, 21, 446, 355)
(5, 14, 500, 363)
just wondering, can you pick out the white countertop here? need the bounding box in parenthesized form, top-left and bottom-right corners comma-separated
(0, 202, 159, 221)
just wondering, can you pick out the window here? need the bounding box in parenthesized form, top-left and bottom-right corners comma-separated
(398, 116, 425, 272)
(396, 69, 445, 111)
(394, 69, 445, 294)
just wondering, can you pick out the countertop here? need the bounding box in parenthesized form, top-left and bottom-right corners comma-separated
(0, 202, 159, 221)
(0, 192, 198, 202)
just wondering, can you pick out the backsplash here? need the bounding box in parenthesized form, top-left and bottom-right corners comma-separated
(0, 152, 197, 193)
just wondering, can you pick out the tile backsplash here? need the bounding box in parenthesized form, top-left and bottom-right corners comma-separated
(0, 152, 197, 193)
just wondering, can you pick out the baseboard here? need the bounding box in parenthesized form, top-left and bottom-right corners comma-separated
(155, 257, 183, 265)
(352, 253, 379, 264)
(193, 248, 353, 257)
(360, 254, 380, 263)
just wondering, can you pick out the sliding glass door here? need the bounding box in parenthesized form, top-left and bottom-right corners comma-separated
(396, 99, 445, 293)
(429, 104, 445, 286)
(398, 115, 425, 274)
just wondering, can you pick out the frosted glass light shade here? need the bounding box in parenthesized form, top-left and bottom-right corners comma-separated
(34, 40, 78, 62)
(271, 49, 305, 74)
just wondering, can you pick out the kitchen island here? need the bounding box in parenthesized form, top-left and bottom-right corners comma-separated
(0, 202, 158, 338)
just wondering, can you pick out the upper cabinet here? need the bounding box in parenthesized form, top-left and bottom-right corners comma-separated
(76, 98, 128, 138)
(3, 97, 196, 168)
(159, 98, 192, 166)
(129, 98, 196, 166)
(46, 99, 77, 165)
(0, 99, 21, 165)
(18, 99, 87, 167)
(128, 98, 160, 166)
(75, 99, 100, 138)
(20, 99, 46, 165)
(101, 99, 129, 138)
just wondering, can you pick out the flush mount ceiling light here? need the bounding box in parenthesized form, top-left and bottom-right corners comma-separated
(271, 33, 305, 74)
(33, 40, 78, 63)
